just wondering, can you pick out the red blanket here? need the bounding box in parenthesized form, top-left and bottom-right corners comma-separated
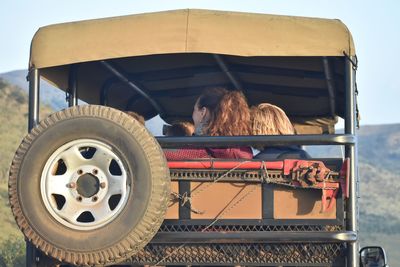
(164, 147, 253, 160)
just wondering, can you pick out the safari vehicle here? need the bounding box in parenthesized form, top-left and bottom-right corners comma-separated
(9, 9, 388, 267)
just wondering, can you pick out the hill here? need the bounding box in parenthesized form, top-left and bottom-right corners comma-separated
(0, 69, 67, 111)
(0, 79, 53, 180)
(358, 123, 400, 173)
(0, 79, 32, 265)
(0, 79, 29, 180)
(0, 78, 55, 265)
(0, 77, 52, 224)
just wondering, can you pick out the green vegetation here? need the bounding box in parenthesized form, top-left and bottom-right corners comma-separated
(358, 124, 400, 173)
(359, 162, 400, 223)
(0, 82, 28, 180)
(0, 234, 25, 267)
(0, 79, 51, 266)
(0, 179, 26, 266)
(0, 180, 23, 243)
(0, 78, 53, 180)
(0, 79, 27, 266)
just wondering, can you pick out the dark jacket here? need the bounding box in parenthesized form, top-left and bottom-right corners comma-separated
(254, 146, 310, 160)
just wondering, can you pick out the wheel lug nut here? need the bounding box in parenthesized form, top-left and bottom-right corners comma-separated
(100, 182, 106, 189)
(76, 196, 82, 202)
(92, 169, 98, 175)
(77, 169, 83, 175)
(92, 196, 98, 202)
(66, 182, 76, 189)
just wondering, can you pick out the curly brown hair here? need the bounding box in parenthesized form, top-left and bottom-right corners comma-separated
(197, 88, 250, 136)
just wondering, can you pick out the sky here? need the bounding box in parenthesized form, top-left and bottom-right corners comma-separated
(0, 0, 399, 125)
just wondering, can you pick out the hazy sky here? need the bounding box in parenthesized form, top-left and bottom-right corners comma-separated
(0, 0, 399, 125)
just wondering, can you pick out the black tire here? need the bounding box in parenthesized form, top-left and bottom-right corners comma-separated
(9, 105, 170, 266)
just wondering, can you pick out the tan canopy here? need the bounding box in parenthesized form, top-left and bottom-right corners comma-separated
(30, 9, 355, 69)
(29, 9, 357, 134)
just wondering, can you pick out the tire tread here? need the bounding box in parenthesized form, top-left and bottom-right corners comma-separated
(9, 105, 170, 266)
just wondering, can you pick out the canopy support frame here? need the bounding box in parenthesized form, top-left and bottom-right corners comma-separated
(99, 60, 165, 115)
(322, 57, 336, 118)
(100, 78, 117, 106)
(344, 56, 359, 267)
(213, 54, 242, 90)
(27, 67, 41, 266)
(28, 68, 40, 130)
(67, 64, 79, 107)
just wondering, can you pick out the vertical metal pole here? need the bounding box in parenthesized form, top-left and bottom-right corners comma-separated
(27, 68, 40, 266)
(100, 79, 115, 106)
(322, 57, 336, 118)
(68, 64, 78, 107)
(344, 57, 359, 267)
(28, 68, 40, 130)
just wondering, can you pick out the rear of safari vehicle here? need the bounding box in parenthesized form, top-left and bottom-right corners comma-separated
(8, 9, 368, 266)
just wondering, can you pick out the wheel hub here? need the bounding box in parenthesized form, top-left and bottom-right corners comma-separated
(76, 173, 100, 198)
(41, 139, 130, 230)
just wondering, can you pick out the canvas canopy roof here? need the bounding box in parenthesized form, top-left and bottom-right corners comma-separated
(29, 9, 356, 133)
(30, 9, 355, 68)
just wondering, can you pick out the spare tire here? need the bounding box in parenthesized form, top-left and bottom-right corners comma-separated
(9, 105, 170, 266)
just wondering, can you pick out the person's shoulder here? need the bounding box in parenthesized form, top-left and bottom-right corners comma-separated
(254, 149, 279, 160)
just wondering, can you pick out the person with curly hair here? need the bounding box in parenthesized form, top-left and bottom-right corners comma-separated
(251, 103, 310, 160)
(164, 87, 253, 160)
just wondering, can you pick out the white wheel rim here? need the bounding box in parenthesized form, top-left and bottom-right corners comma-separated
(40, 139, 130, 230)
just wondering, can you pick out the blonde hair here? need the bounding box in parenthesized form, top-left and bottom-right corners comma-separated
(251, 103, 295, 135)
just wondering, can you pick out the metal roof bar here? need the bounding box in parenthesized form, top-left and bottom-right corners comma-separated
(100, 60, 164, 115)
(157, 134, 356, 148)
(213, 54, 242, 90)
